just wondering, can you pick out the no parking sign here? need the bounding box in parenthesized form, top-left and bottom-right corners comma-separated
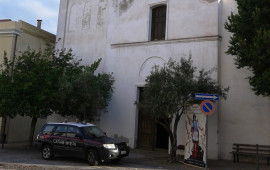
(200, 100, 215, 115)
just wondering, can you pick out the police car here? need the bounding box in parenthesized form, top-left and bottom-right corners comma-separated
(34, 122, 130, 165)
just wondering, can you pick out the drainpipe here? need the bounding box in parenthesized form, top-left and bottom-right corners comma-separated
(11, 34, 18, 72)
(1, 29, 19, 149)
(62, 0, 69, 49)
(1, 118, 7, 149)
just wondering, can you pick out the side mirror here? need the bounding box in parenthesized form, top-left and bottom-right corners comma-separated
(75, 133, 83, 140)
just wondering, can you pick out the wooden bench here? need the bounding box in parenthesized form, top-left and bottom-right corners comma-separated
(231, 143, 270, 165)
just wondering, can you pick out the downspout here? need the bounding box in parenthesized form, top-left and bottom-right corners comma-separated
(1, 32, 18, 149)
(1, 118, 7, 149)
(62, 0, 69, 49)
(12, 34, 18, 71)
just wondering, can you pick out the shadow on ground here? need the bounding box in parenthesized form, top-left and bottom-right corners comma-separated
(0, 147, 269, 170)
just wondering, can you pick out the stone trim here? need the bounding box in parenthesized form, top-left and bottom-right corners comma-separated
(0, 28, 22, 36)
(111, 35, 221, 48)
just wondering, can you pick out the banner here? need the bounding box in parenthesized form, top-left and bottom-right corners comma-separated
(184, 105, 207, 168)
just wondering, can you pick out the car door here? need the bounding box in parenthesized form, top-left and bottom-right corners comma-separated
(65, 126, 85, 155)
(51, 125, 67, 154)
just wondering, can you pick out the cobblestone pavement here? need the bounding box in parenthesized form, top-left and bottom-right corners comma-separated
(0, 147, 269, 170)
(0, 148, 194, 170)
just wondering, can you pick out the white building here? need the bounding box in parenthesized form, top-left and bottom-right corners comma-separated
(56, 0, 270, 160)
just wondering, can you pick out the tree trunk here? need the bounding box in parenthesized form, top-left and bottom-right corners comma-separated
(28, 117, 37, 147)
(169, 132, 177, 158)
(156, 114, 183, 160)
(169, 111, 183, 159)
(156, 119, 175, 158)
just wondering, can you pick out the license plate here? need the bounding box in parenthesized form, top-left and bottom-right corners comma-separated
(121, 150, 126, 154)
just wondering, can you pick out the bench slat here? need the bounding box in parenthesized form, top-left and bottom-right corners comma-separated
(233, 143, 270, 148)
(231, 144, 270, 165)
(231, 151, 270, 157)
(232, 147, 270, 152)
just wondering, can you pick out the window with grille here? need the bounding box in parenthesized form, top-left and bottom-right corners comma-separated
(151, 5, 167, 41)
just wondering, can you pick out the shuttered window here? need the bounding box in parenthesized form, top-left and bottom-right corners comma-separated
(151, 5, 167, 41)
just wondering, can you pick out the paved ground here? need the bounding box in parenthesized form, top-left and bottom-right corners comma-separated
(0, 147, 269, 170)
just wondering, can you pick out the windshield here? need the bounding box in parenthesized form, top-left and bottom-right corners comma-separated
(82, 126, 106, 138)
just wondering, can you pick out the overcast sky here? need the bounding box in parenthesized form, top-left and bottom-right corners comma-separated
(0, 0, 60, 34)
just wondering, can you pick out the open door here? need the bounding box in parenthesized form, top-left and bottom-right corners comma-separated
(137, 88, 169, 150)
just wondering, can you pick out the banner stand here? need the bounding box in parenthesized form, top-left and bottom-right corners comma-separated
(184, 104, 207, 169)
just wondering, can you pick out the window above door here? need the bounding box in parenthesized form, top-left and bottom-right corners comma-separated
(151, 5, 167, 41)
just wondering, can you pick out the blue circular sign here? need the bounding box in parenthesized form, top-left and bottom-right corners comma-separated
(200, 100, 215, 115)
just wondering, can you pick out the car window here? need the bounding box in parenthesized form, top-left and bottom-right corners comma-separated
(42, 125, 55, 135)
(82, 126, 105, 139)
(67, 126, 81, 138)
(53, 125, 67, 137)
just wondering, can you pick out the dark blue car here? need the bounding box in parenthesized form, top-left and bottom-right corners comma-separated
(34, 122, 130, 165)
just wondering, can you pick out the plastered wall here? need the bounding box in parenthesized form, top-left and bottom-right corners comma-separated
(56, 0, 270, 160)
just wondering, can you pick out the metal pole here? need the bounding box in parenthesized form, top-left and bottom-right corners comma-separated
(205, 115, 208, 170)
(256, 144, 259, 170)
(1, 117, 7, 149)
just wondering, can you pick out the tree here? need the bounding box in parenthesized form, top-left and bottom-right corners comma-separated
(138, 57, 229, 159)
(0, 47, 63, 146)
(225, 0, 270, 96)
(56, 58, 114, 121)
(0, 45, 114, 146)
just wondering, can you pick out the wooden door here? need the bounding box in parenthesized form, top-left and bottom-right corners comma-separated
(137, 112, 155, 150)
(137, 88, 156, 150)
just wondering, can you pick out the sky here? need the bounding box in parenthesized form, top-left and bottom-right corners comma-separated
(0, 0, 60, 34)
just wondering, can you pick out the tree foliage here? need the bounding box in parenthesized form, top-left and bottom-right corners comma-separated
(0, 47, 60, 118)
(225, 0, 270, 96)
(0, 45, 114, 146)
(57, 59, 114, 121)
(139, 57, 229, 158)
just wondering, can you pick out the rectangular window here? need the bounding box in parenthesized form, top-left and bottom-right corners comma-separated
(151, 5, 167, 41)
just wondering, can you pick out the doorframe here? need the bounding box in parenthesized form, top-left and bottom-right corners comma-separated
(134, 84, 145, 149)
(134, 84, 170, 150)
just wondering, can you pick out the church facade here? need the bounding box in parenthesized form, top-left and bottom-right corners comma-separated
(56, 0, 270, 160)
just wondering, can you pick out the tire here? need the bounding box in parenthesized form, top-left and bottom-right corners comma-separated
(112, 158, 121, 163)
(42, 145, 54, 160)
(87, 149, 99, 166)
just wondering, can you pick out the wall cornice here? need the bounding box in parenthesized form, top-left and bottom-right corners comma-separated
(19, 20, 55, 43)
(111, 35, 222, 48)
(0, 28, 22, 36)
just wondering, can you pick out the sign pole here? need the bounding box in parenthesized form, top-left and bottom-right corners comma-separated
(205, 115, 208, 170)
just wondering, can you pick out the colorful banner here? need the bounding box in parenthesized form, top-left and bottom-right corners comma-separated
(184, 105, 207, 168)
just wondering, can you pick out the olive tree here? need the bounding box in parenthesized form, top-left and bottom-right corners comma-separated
(139, 57, 229, 159)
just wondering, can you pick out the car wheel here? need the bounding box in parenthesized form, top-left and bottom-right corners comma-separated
(112, 158, 121, 163)
(42, 145, 54, 160)
(87, 149, 99, 166)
